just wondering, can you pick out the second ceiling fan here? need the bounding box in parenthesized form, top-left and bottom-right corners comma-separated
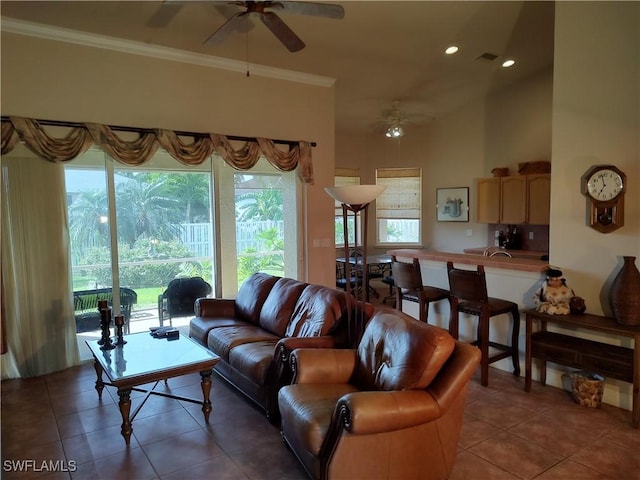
(149, 1, 345, 53)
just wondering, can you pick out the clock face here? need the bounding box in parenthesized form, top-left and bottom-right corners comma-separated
(586, 169, 624, 201)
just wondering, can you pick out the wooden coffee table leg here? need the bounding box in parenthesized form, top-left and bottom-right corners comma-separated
(117, 388, 133, 446)
(93, 358, 105, 399)
(200, 370, 213, 423)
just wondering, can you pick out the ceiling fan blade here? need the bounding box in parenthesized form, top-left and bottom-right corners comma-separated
(203, 12, 248, 47)
(260, 12, 305, 52)
(146, 1, 184, 28)
(274, 1, 345, 19)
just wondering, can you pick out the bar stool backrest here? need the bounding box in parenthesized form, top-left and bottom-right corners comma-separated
(391, 256, 423, 293)
(447, 262, 489, 303)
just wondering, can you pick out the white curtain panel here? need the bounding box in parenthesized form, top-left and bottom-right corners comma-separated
(1, 145, 80, 378)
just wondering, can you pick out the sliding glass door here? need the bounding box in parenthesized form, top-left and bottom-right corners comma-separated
(66, 149, 300, 336)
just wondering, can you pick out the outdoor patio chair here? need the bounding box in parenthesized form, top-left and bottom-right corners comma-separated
(157, 276, 212, 327)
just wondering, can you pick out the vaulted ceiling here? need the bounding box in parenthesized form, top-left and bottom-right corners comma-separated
(1, 1, 555, 134)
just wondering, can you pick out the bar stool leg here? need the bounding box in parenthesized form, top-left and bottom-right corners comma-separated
(448, 298, 459, 339)
(420, 298, 427, 324)
(479, 314, 490, 387)
(511, 308, 521, 376)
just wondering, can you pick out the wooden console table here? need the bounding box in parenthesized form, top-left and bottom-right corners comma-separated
(524, 309, 640, 428)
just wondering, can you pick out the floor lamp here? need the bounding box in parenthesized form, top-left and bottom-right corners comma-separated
(325, 185, 386, 347)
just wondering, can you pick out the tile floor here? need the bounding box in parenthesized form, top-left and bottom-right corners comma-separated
(2, 343, 638, 480)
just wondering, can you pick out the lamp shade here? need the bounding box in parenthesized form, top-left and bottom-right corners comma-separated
(325, 185, 386, 207)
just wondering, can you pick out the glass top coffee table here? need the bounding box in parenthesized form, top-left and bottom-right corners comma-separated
(86, 332, 220, 445)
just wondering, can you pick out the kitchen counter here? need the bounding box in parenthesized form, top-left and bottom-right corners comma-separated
(388, 249, 548, 273)
(463, 247, 548, 260)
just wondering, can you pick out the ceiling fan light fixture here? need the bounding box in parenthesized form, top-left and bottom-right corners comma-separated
(385, 125, 404, 138)
(502, 58, 516, 68)
(445, 45, 459, 55)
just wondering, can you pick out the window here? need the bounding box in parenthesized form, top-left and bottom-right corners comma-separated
(217, 157, 299, 297)
(65, 148, 214, 335)
(65, 149, 300, 336)
(375, 168, 421, 244)
(234, 173, 285, 284)
(333, 168, 360, 247)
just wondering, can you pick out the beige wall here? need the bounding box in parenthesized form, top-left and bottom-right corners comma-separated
(551, 1, 640, 317)
(0, 32, 337, 287)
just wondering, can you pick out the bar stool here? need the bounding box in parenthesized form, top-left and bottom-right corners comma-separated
(391, 256, 450, 324)
(446, 261, 520, 386)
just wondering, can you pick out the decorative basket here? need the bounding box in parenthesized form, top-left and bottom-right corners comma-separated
(570, 371, 605, 408)
(518, 161, 551, 175)
(491, 167, 509, 177)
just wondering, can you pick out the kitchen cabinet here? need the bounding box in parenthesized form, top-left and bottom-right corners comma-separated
(526, 174, 551, 225)
(476, 174, 550, 225)
(476, 178, 501, 223)
(501, 176, 527, 224)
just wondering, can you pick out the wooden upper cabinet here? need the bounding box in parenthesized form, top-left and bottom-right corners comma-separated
(501, 176, 527, 224)
(476, 174, 550, 225)
(477, 177, 501, 223)
(527, 174, 551, 224)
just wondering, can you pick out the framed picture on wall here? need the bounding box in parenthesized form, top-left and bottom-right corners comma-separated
(436, 187, 469, 222)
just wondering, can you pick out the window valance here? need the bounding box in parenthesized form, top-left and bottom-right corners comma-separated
(1, 116, 314, 183)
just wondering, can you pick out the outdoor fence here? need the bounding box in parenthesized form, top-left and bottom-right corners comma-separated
(181, 220, 284, 257)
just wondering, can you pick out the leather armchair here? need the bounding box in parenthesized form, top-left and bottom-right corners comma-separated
(278, 308, 481, 480)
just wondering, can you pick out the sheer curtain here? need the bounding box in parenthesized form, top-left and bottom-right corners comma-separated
(1, 145, 80, 378)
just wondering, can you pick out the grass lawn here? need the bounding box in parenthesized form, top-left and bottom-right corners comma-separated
(135, 287, 164, 309)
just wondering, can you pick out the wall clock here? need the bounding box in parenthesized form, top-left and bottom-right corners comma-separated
(581, 165, 626, 233)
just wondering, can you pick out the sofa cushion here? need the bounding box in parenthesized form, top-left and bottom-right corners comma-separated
(285, 285, 354, 338)
(235, 273, 279, 325)
(355, 311, 455, 391)
(278, 383, 359, 455)
(208, 325, 279, 361)
(259, 277, 307, 337)
(190, 317, 250, 345)
(229, 341, 279, 387)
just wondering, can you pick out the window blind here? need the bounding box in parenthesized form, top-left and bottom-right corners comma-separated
(376, 168, 421, 219)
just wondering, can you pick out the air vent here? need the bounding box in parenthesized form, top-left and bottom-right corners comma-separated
(476, 52, 499, 62)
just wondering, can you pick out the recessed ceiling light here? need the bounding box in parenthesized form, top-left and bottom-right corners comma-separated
(445, 46, 459, 55)
(502, 59, 516, 68)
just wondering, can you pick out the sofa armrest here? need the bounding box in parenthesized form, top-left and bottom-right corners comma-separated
(427, 341, 481, 412)
(276, 336, 335, 360)
(337, 390, 441, 435)
(291, 348, 357, 384)
(265, 337, 337, 422)
(194, 298, 236, 317)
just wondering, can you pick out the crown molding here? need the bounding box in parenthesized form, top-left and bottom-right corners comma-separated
(1, 17, 335, 88)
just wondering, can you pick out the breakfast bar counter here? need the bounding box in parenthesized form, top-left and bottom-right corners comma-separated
(387, 249, 549, 273)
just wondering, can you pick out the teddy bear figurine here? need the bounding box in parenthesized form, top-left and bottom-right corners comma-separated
(533, 267, 575, 315)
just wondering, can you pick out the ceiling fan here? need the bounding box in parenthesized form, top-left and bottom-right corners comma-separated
(376, 101, 409, 138)
(147, 1, 345, 53)
(374, 101, 429, 138)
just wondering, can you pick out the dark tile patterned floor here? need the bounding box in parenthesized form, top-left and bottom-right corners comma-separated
(2, 353, 638, 479)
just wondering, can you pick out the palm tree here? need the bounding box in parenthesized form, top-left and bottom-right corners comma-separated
(165, 173, 210, 223)
(115, 175, 182, 246)
(68, 190, 110, 250)
(236, 188, 283, 222)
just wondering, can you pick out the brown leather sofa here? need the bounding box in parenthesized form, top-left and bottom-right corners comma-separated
(278, 308, 481, 480)
(189, 273, 357, 421)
